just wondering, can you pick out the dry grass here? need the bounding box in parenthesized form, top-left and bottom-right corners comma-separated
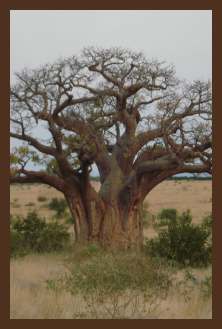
(10, 184, 63, 218)
(10, 254, 76, 319)
(146, 180, 212, 224)
(10, 180, 212, 319)
(157, 290, 212, 319)
(10, 254, 212, 319)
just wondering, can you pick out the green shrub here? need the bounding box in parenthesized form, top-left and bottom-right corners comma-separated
(70, 243, 103, 262)
(201, 214, 213, 232)
(10, 230, 27, 258)
(46, 250, 172, 318)
(65, 216, 75, 225)
(201, 214, 212, 256)
(12, 212, 46, 251)
(37, 196, 47, 202)
(63, 251, 171, 296)
(38, 222, 71, 252)
(83, 243, 101, 256)
(156, 208, 178, 226)
(178, 209, 192, 225)
(145, 210, 212, 267)
(10, 211, 70, 256)
(48, 198, 68, 218)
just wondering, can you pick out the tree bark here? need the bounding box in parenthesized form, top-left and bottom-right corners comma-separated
(99, 204, 143, 249)
(65, 188, 143, 249)
(66, 193, 89, 242)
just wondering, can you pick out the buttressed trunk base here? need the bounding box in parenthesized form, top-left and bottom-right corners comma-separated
(99, 204, 143, 249)
(67, 194, 143, 249)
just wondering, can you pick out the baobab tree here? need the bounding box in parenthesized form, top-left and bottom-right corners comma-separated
(10, 47, 212, 249)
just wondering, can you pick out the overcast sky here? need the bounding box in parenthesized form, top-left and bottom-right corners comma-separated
(10, 10, 212, 82)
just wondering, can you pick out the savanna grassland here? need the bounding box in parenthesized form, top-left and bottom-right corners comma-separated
(10, 180, 212, 223)
(10, 180, 212, 319)
(10, 252, 212, 319)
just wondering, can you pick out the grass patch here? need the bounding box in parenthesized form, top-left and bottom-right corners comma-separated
(25, 202, 35, 207)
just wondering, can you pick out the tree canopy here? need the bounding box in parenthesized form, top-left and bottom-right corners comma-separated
(11, 47, 212, 184)
(10, 47, 212, 247)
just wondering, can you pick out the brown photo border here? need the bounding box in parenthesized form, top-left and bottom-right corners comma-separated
(1, 1, 221, 327)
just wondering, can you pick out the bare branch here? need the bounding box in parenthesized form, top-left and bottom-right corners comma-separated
(10, 169, 66, 192)
(10, 132, 56, 156)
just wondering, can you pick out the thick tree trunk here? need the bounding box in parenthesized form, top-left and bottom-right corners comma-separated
(65, 192, 143, 249)
(100, 204, 143, 249)
(63, 161, 145, 249)
(66, 193, 89, 242)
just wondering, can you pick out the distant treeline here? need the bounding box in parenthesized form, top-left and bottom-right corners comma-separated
(90, 176, 212, 182)
(166, 176, 212, 181)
